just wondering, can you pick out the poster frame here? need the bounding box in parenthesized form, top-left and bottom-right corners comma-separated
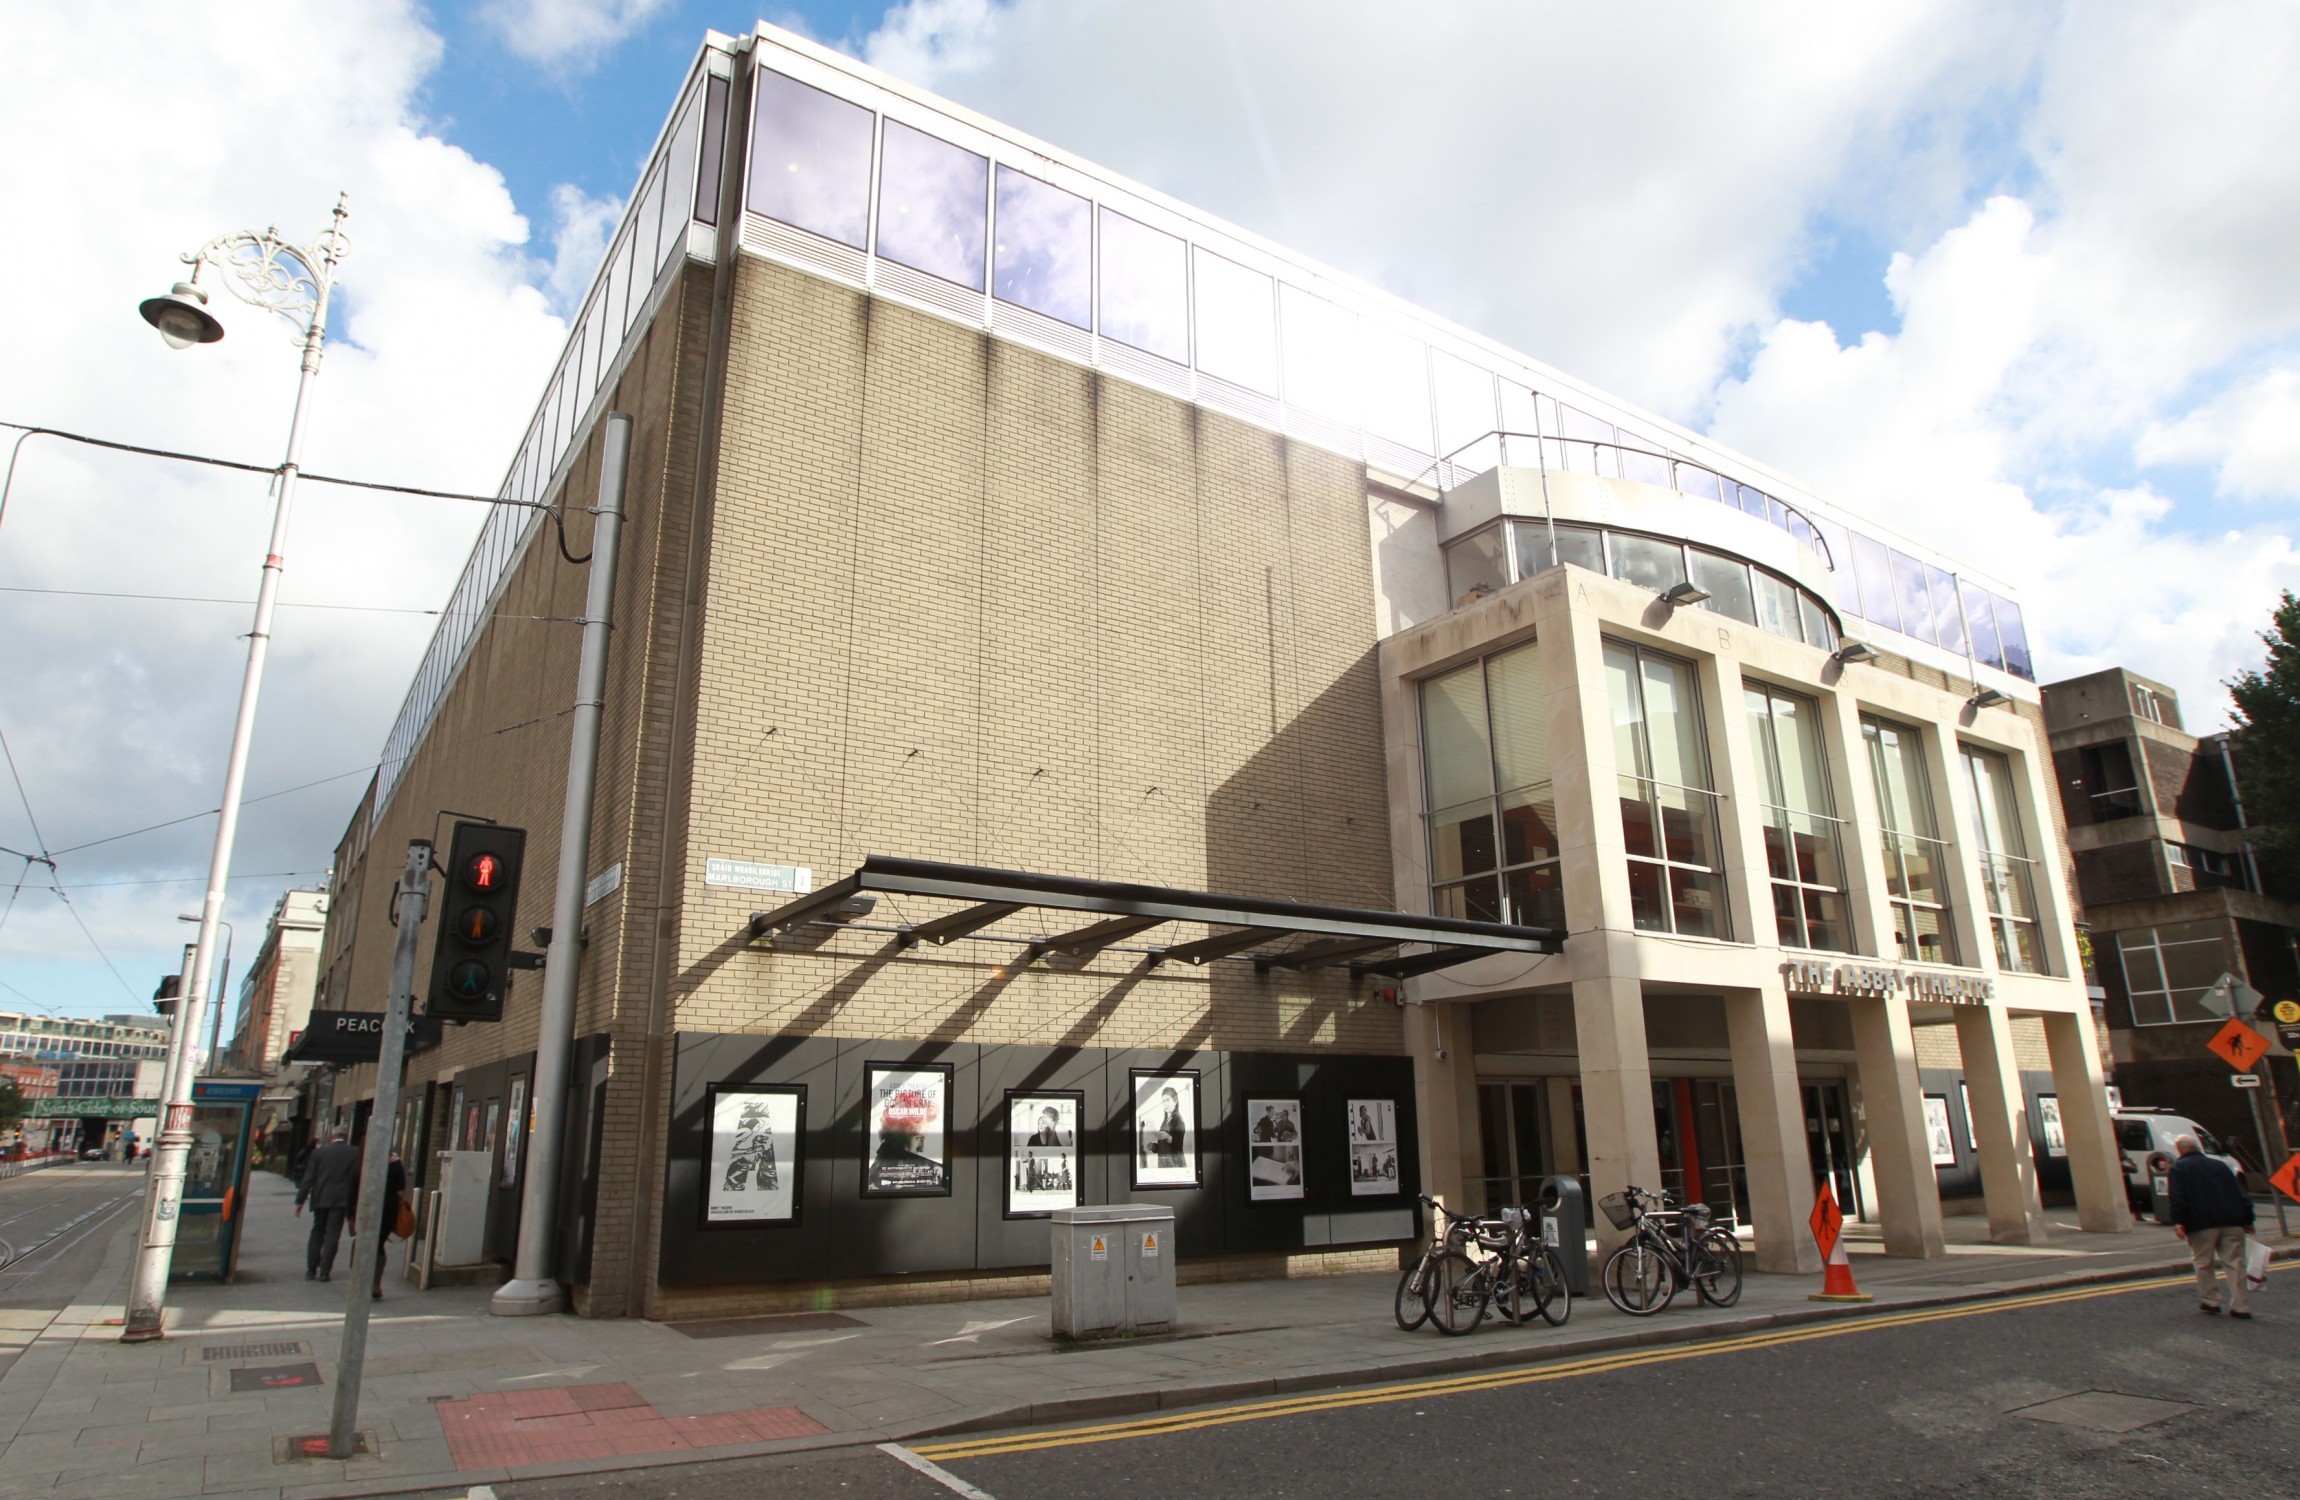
(1922, 1092, 1957, 1167)
(860, 1061, 956, 1199)
(1244, 1096, 1305, 1203)
(699, 1082, 807, 1231)
(1003, 1088, 1085, 1220)
(1128, 1068, 1202, 1191)
(1346, 1096, 1402, 1198)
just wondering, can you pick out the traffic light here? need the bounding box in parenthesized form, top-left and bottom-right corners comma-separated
(425, 820, 526, 1023)
(153, 973, 180, 1018)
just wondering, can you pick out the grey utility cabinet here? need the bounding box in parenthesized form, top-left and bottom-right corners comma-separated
(1049, 1204, 1176, 1341)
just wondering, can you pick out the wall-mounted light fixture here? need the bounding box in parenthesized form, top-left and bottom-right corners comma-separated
(1968, 686, 2012, 710)
(1832, 639, 1880, 666)
(1659, 581, 1711, 608)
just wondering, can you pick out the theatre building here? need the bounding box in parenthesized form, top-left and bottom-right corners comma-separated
(314, 24, 2130, 1318)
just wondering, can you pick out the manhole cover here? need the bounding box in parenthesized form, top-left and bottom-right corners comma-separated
(669, 1312, 867, 1339)
(229, 1362, 324, 1393)
(203, 1341, 309, 1362)
(2007, 1390, 2197, 1433)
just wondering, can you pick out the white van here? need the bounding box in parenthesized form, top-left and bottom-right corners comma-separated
(2112, 1108, 2244, 1219)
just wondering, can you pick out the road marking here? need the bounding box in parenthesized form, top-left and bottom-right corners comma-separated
(916, 1265, 2293, 1462)
(881, 1441, 1000, 1498)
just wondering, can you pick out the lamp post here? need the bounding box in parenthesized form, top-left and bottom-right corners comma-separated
(120, 195, 350, 1344)
(178, 915, 233, 1074)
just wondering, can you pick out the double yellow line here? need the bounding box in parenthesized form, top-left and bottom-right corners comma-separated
(915, 1268, 2240, 1462)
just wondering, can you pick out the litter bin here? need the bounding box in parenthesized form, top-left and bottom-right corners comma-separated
(1050, 1204, 1176, 1341)
(1536, 1176, 1589, 1297)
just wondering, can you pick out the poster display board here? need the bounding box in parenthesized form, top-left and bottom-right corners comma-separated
(864, 1063, 953, 1196)
(1131, 1070, 1200, 1189)
(1006, 1091, 1081, 1217)
(1923, 1094, 1957, 1166)
(2037, 1094, 2066, 1158)
(704, 1084, 804, 1226)
(1246, 1098, 1304, 1201)
(1348, 1098, 1400, 1196)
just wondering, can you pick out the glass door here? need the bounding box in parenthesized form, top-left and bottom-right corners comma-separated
(1476, 1080, 1548, 1211)
(1803, 1082, 1860, 1217)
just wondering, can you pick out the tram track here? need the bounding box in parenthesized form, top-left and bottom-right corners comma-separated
(0, 1190, 138, 1279)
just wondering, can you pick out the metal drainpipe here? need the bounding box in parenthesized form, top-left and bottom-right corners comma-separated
(2213, 734, 2263, 894)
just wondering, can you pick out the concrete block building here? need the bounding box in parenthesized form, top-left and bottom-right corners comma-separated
(312, 24, 2129, 1318)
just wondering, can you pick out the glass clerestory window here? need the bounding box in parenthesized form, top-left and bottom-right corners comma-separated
(875, 119, 987, 289)
(2117, 921, 2226, 1025)
(746, 68, 876, 248)
(1863, 717, 1955, 965)
(1607, 642, 1727, 939)
(1963, 746, 2044, 973)
(1745, 684, 1850, 952)
(1420, 642, 1563, 931)
(993, 166, 1091, 326)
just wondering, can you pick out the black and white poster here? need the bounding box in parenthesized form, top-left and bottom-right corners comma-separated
(1923, 1094, 1957, 1167)
(2037, 1094, 2066, 1158)
(863, 1064, 952, 1197)
(704, 1084, 803, 1226)
(1131, 1070, 1199, 1189)
(1246, 1097, 1304, 1201)
(1006, 1092, 1081, 1217)
(1348, 1098, 1400, 1196)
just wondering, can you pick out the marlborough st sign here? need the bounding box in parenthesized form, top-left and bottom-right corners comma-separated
(1782, 959, 1997, 1005)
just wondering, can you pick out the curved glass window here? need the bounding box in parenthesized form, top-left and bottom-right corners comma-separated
(1690, 548, 1755, 625)
(1098, 208, 1187, 362)
(747, 68, 875, 248)
(993, 167, 1091, 326)
(1610, 532, 1688, 594)
(1193, 249, 1276, 392)
(876, 120, 986, 289)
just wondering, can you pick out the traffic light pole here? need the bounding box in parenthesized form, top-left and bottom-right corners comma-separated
(493, 413, 629, 1317)
(327, 838, 430, 1459)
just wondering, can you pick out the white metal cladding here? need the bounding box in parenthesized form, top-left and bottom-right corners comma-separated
(369, 42, 736, 830)
(728, 24, 2035, 685)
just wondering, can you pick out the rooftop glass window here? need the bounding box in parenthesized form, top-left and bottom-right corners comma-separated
(875, 119, 987, 289)
(1754, 569, 1800, 640)
(1962, 746, 2043, 973)
(1362, 325, 1433, 452)
(1864, 718, 1955, 964)
(1608, 641, 1727, 939)
(1432, 351, 1498, 459)
(1513, 521, 1605, 578)
(1609, 532, 1687, 594)
(1690, 548, 1755, 626)
(1925, 563, 1966, 656)
(747, 68, 875, 248)
(1850, 532, 1898, 632)
(1097, 207, 1188, 362)
(1676, 464, 1723, 504)
(1278, 284, 1356, 424)
(1889, 550, 1936, 647)
(1960, 579, 2003, 669)
(1995, 597, 2033, 679)
(1193, 249, 1276, 393)
(2119, 921, 2227, 1025)
(993, 166, 1091, 327)
(1446, 524, 1508, 607)
(1617, 446, 1670, 488)
(1420, 642, 1562, 930)
(1746, 684, 1851, 953)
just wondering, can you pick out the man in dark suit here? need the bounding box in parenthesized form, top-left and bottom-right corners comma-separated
(294, 1130, 358, 1282)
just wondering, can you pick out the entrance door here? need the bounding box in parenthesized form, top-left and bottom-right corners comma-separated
(1803, 1082, 1860, 1216)
(1476, 1080, 1547, 1211)
(1690, 1080, 1749, 1225)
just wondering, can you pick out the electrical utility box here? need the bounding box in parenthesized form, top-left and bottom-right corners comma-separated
(1049, 1204, 1176, 1341)
(431, 1149, 492, 1266)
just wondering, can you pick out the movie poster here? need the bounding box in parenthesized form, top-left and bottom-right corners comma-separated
(704, 1085, 803, 1225)
(2037, 1094, 2066, 1158)
(1348, 1098, 1400, 1196)
(1246, 1098, 1304, 1202)
(864, 1064, 951, 1196)
(1007, 1093, 1080, 1216)
(1131, 1071, 1199, 1189)
(1923, 1094, 1957, 1167)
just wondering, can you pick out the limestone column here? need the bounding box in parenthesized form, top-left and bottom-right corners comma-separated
(1573, 971, 1660, 1252)
(2041, 1007, 2133, 1234)
(1725, 983, 1822, 1272)
(1407, 999, 1476, 1216)
(1953, 1003, 2048, 1244)
(1848, 992, 1947, 1258)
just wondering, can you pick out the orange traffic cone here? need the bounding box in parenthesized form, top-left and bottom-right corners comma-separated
(1809, 1230, 1873, 1303)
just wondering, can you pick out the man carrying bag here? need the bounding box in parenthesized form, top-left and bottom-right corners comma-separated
(2167, 1133, 2255, 1319)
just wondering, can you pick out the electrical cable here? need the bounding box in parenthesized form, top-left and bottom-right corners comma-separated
(0, 420, 541, 510)
(0, 584, 586, 624)
(44, 882, 139, 1001)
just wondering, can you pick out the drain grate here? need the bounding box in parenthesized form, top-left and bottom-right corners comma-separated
(202, 1341, 310, 1362)
(669, 1312, 868, 1340)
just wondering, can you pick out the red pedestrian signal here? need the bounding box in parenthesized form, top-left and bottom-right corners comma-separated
(425, 820, 525, 1024)
(463, 852, 501, 890)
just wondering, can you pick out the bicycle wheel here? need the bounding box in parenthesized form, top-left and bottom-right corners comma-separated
(1530, 1246, 1572, 1327)
(1602, 1239, 1674, 1316)
(1394, 1252, 1435, 1331)
(1692, 1228, 1744, 1307)
(1427, 1251, 1488, 1336)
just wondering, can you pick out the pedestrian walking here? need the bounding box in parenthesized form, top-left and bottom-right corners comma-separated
(352, 1149, 409, 1301)
(2167, 1133, 2255, 1319)
(294, 1129, 359, 1282)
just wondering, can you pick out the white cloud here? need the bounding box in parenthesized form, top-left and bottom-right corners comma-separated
(480, 0, 674, 70)
(0, 2, 570, 1013)
(2137, 370, 2300, 502)
(541, 183, 626, 314)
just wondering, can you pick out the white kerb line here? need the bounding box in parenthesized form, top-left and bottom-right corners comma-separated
(881, 1441, 1000, 1499)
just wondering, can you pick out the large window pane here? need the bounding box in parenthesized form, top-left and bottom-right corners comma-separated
(1429, 801, 1499, 882)
(1851, 532, 1899, 631)
(1278, 285, 1356, 423)
(1995, 596, 2033, 679)
(747, 68, 874, 247)
(1514, 521, 1603, 577)
(1926, 564, 1967, 656)
(1486, 643, 1548, 793)
(1432, 351, 1497, 457)
(1192, 249, 1276, 392)
(1961, 580, 2004, 669)
(1754, 570, 1800, 640)
(1421, 664, 1492, 809)
(1798, 593, 1836, 650)
(1498, 786, 1559, 865)
(695, 73, 730, 225)
(1890, 551, 1937, 645)
(1611, 533, 1687, 594)
(1676, 464, 1723, 503)
(1445, 528, 1508, 606)
(874, 120, 985, 288)
(1638, 654, 1710, 793)
(1618, 447, 1671, 487)
(1098, 208, 1187, 362)
(1690, 549, 1755, 624)
(1362, 325, 1432, 451)
(992, 167, 1091, 326)
(1606, 644, 1651, 782)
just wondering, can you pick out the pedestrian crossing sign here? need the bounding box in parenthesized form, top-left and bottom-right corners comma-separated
(2272, 1154, 2300, 1207)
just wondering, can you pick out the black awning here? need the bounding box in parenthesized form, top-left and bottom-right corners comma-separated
(745, 855, 1558, 981)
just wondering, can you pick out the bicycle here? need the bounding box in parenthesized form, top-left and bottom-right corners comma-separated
(1425, 1203, 1572, 1335)
(1596, 1185, 1743, 1316)
(1395, 1194, 1481, 1331)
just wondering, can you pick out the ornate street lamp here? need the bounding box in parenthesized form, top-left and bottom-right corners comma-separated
(121, 195, 350, 1343)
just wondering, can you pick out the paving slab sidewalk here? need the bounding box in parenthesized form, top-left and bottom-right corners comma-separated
(0, 1168, 2284, 1500)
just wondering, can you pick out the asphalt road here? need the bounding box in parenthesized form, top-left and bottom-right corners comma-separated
(501, 1267, 2297, 1500)
(0, 1161, 142, 1379)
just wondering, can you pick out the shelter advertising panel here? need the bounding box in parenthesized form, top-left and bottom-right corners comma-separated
(1923, 1094, 1956, 1166)
(1349, 1098, 1400, 1196)
(1246, 1097, 1304, 1201)
(864, 1063, 952, 1197)
(1005, 1091, 1081, 1217)
(704, 1084, 804, 1226)
(1131, 1070, 1199, 1189)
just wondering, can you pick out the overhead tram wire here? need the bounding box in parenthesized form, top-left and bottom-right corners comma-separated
(0, 585, 587, 624)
